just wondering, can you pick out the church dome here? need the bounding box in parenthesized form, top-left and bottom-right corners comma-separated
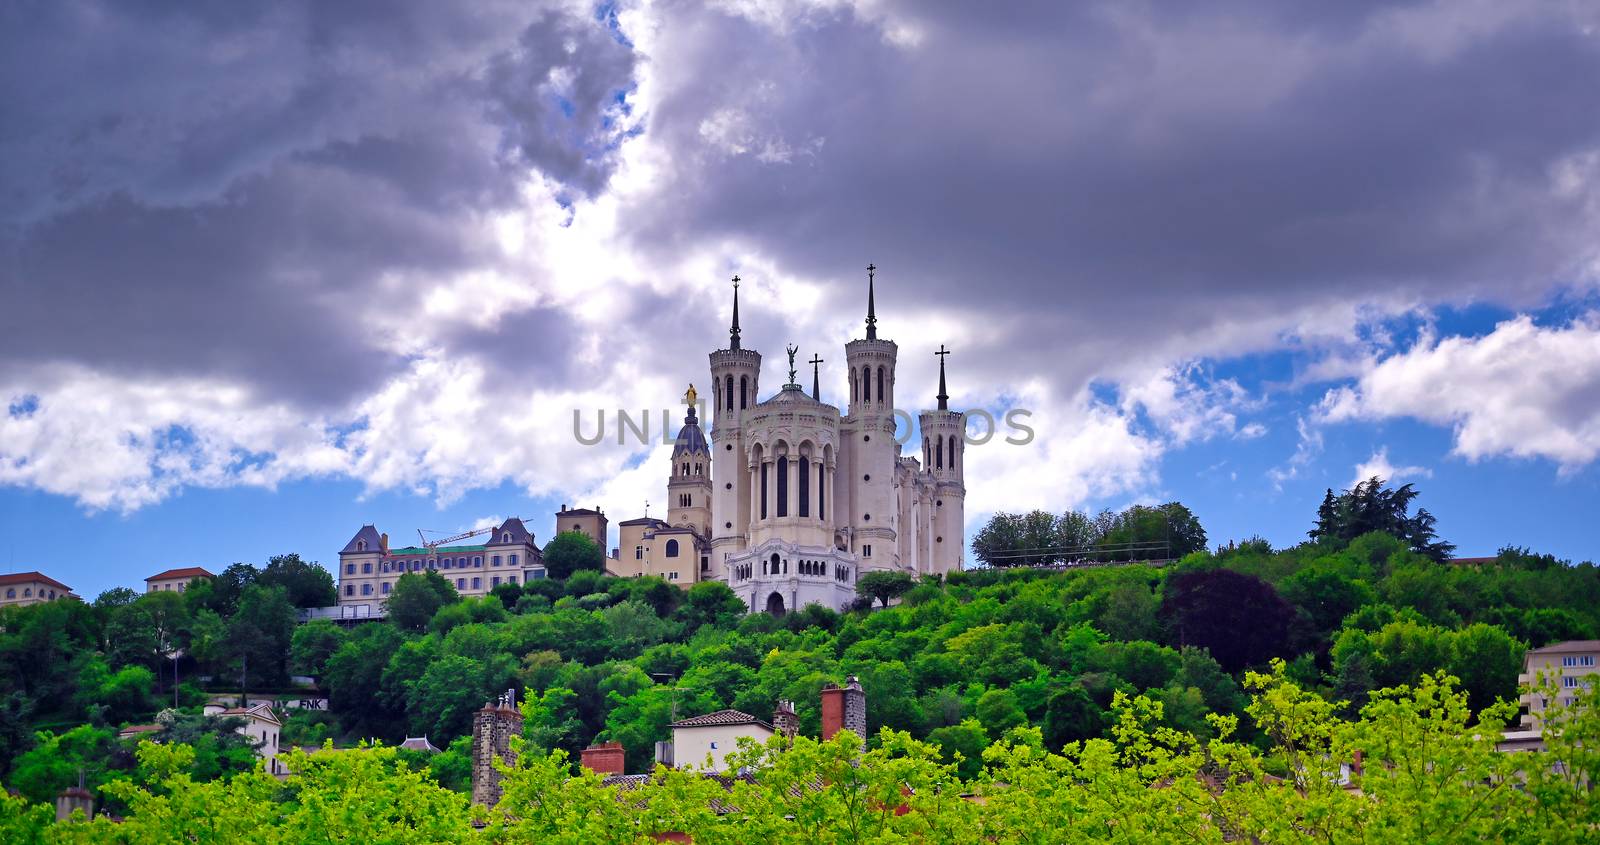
(672, 406, 709, 457)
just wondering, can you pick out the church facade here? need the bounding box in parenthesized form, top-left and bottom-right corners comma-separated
(665, 269, 966, 614)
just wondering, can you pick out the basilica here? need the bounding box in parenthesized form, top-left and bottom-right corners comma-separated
(621, 268, 968, 614)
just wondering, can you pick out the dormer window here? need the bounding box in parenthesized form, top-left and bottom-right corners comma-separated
(357, 540, 367, 551)
(502, 532, 511, 543)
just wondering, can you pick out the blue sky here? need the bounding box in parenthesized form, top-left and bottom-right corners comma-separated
(3, 2, 1600, 599)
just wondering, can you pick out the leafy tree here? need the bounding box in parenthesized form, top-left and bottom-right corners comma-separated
(408, 654, 492, 740)
(488, 580, 524, 610)
(222, 584, 298, 688)
(386, 572, 459, 633)
(1161, 568, 1295, 672)
(92, 587, 139, 611)
(1097, 502, 1207, 561)
(676, 581, 748, 630)
(6, 724, 122, 803)
(971, 510, 1069, 566)
(256, 553, 338, 608)
(974, 688, 1026, 737)
(321, 624, 405, 738)
(926, 718, 989, 780)
(856, 570, 915, 608)
(542, 530, 605, 579)
(1445, 623, 1524, 714)
(1095, 581, 1163, 641)
(190, 562, 258, 616)
(1280, 566, 1375, 636)
(289, 619, 348, 678)
(1042, 684, 1106, 748)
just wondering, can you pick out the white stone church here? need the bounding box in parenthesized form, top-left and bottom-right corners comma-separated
(626, 269, 968, 613)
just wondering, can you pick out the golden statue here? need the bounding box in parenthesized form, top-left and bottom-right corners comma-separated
(683, 383, 697, 408)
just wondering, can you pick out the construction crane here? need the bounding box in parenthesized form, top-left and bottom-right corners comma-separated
(416, 523, 500, 554)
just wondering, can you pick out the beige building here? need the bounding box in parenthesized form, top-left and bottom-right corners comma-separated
(628, 269, 967, 614)
(0, 571, 76, 607)
(335, 517, 546, 607)
(203, 701, 286, 777)
(668, 709, 775, 773)
(1517, 640, 1599, 731)
(554, 505, 610, 551)
(145, 566, 214, 594)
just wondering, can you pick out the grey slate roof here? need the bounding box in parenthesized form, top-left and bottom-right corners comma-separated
(340, 525, 383, 555)
(672, 409, 709, 457)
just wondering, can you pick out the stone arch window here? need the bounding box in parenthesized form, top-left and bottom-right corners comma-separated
(948, 434, 956, 470)
(877, 366, 885, 404)
(777, 455, 789, 517)
(740, 375, 749, 409)
(798, 454, 810, 517)
(4, 589, 12, 599)
(666, 539, 680, 558)
(725, 374, 734, 410)
(935, 434, 944, 469)
(760, 460, 769, 519)
(503, 532, 511, 543)
(851, 368, 858, 402)
(357, 540, 367, 551)
(861, 365, 871, 401)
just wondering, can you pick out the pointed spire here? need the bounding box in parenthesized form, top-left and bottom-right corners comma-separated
(865, 264, 877, 340)
(729, 275, 742, 350)
(809, 353, 824, 400)
(935, 344, 950, 411)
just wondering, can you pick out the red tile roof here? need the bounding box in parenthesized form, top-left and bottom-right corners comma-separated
(145, 566, 214, 582)
(0, 571, 72, 592)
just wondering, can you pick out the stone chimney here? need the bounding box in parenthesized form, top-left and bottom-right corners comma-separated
(773, 699, 799, 741)
(580, 741, 627, 776)
(820, 676, 866, 748)
(471, 692, 523, 808)
(55, 786, 93, 822)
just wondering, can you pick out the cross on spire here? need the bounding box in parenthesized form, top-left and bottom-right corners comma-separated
(809, 353, 824, 400)
(728, 275, 742, 351)
(865, 263, 878, 340)
(935, 344, 950, 410)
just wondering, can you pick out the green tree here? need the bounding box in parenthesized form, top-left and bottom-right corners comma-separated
(676, 581, 748, 630)
(289, 619, 348, 678)
(257, 553, 338, 608)
(386, 572, 459, 633)
(927, 718, 989, 780)
(974, 688, 1026, 737)
(408, 654, 492, 740)
(856, 570, 915, 608)
(542, 531, 604, 579)
(224, 584, 298, 688)
(1161, 567, 1294, 672)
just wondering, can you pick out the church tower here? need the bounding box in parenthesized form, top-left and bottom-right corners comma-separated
(840, 265, 900, 570)
(918, 346, 966, 574)
(668, 385, 713, 537)
(709, 277, 761, 575)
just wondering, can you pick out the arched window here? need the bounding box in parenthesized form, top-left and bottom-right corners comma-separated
(503, 532, 511, 543)
(798, 458, 810, 517)
(740, 375, 748, 409)
(771, 553, 781, 575)
(760, 461, 769, 519)
(861, 366, 871, 401)
(818, 465, 825, 520)
(851, 369, 858, 402)
(948, 434, 956, 470)
(4, 588, 12, 599)
(777, 456, 789, 517)
(357, 540, 367, 551)
(666, 539, 680, 557)
(877, 366, 885, 404)
(725, 374, 734, 410)
(936, 435, 944, 469)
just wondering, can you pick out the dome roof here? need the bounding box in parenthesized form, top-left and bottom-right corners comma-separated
(672, 407, 709, 457)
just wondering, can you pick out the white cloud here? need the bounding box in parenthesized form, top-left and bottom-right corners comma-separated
(1320, 313, 1600, 469)
(1351, 446, 1431, 488)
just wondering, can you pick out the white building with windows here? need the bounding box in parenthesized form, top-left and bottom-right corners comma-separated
(1518, 639, 1599, 731)
(335, 518, 545, 606)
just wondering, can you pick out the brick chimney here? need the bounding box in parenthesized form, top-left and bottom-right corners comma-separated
(820, 676, 866, 748)
(471, 694, 523, 808)
(580, 741, 626, 776)
(773, 699, 798, 741)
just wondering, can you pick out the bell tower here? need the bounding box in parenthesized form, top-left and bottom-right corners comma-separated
(840, 264, 899, 570)
(918, 344, 965, 574)
(710, 276, 762, 576)
(668, 384, 713, 537)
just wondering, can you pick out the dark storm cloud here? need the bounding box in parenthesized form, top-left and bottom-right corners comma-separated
(0, 0, 636, 407)
(626, 0, 1600, 386)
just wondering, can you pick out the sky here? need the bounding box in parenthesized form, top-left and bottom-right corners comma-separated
(3, 0, 1599, 599)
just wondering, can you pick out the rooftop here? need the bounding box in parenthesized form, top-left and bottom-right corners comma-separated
(1527, 640, 1600, 655)
(386, 545, 488, 556)
(0, 571, 72, 592)
(146, 566, 214, 582)
(670, 709, 774, 731)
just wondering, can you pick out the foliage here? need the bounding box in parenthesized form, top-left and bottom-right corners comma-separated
(543, 530, 606, 579)
(1161, 567, 1295, 672)
(854, 570, 914, 608)
(387, 572, 461, 633)
(1309, 476, 1456, 562)
(256, 552, 339, 608)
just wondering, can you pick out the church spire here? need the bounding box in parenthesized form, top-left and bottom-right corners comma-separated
(809, 353, 824, 400)
(935, 344, 950, 411)
(865, 263, 878, 340)
(729, 275, 742, 350)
